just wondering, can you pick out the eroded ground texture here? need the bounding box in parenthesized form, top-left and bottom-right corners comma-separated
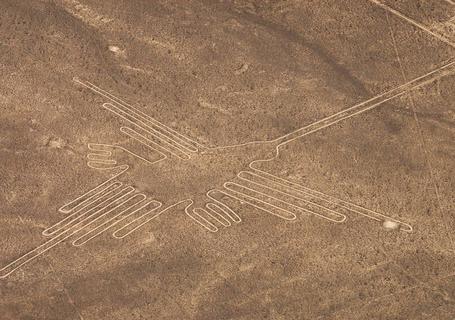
(1, 0, 455, 319)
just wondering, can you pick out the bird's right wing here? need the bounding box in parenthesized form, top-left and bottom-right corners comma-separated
(186, 168, 413, 233)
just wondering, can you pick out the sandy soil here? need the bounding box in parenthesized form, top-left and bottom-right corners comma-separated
(1, 0, 455, 319)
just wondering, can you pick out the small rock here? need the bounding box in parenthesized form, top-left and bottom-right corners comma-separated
(383, 220, 399, 230)
(108, 45, 126, 58)
(46, 137, 66, 149)
(108, 45, 120, 53)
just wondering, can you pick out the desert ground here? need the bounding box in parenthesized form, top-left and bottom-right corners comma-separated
(1, 0, 455, 319)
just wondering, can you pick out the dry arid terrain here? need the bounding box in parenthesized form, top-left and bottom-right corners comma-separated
(1, 0, 455, 319)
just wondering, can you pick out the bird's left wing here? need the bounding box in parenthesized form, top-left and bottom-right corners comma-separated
(74, 77, 204, 161)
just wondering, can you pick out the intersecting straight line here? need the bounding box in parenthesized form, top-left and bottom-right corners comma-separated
(323, 9, 455, 320)
(385, 8, 455, 300)
(386, 12, 455, 253)
(367, 0, 455, 49)
(312, 10, 455, 317)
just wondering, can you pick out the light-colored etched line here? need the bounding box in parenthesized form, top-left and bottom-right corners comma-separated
(206, 190, 242, 223)
(102, 101, 190, 155)
(102, 102, 192, 159)
(237, 171, 347, 223)
(7, 55, 449, 277)
(0, 231, 71, 279)
(75, 77, 198, 151)
(51, 141, 164, 242)
(367, 0, 455, 49)
(386, 14, 452, 243)
(443, 0, 455, 5)
(206, 203, 232, 227)
(43, 181, 124, 236)
(71, 194, 150, 246)
(240, 171, 339, 208)
(270, 60, 455, 148)
(184, 201, 219, 233)
(50, 188, 142, 245)
(73, 200, 162, 246)
(90, 141, 163, 165)
(200, 206, 231, 227)
(194, 208, 227, 227)
(70, 192, 148, 244)
(58, 165, 128, 214)
(185, 190, 242, 232)
(70, 59, 452, 238)
(81, 78, 201, 151)
(87, 143, 113, 160)
(0, 186, 137, 279)
(56, 180, 121, 218)
(57, 186, 137, 236)
(225, 180, 344, 223)
(224, 60, 455, 232)
(249, 168, 413, 232)
(86, 156, 116, 165)
(119, 126, 168, 163)
(119, 125, 190, 160)
(222, 182, 298, 221)
(113, 199, 189, 238)
(73, 77, 201, 152)
(8, 58, 447, 277)
(87, 143, 113, 156)
(210, 60, 455, 154)
(87, 149, 116, 163)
